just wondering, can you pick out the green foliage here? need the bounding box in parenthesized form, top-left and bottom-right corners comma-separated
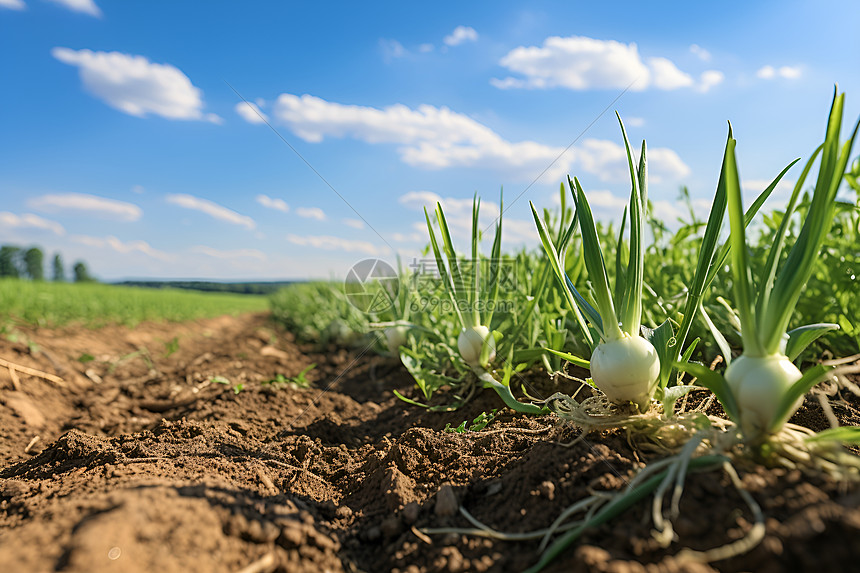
(269, 282, 369, 345)
(263, 364, 316, 389)
(52, 253, 65, 282)
(24, 248, 44, 281)
(0, 279, 268, 327)
(444, 409, 498, 433)
(73, 261, 94, 283)
(163, 336, 180, 358)
(0, 246, 21, 278)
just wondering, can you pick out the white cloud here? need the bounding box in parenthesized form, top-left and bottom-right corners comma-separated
(493, 36, 699, 92)
(0, 0, 25, 10)
(343, 218, 365, 229)
(71, 235, 174, 261)
(380, 39, 407, 61)
(757, 65, 802, 80)
(131, 185, 145, 194)
(444, 26, 478, 46)
(689, 44, 711, 61)
(697, 70, 724, 93)
(166, 194, 256, 230)
(0, 212, 65, 235)
(419, 43, 434, 53)
(272, 93, 570, 180)
(286, 234, 389, 256)
(625, 117, 645, 127)
(256, 194, 289, 213)
(270, 94, 689, 184)
(391, 231, 424, 243)
(191, 246, 267, 261)
(46, 0, 101, 17)
(28, 192, 142, 221)
(296, 206, 326, 221)
(235, 101, 268, 124)
(648, 57, 694, 89)
(52, 47, 217, 122)
(574, 139, 690, 183)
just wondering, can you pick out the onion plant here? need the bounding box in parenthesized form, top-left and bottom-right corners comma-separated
(531, 116, 661, 412)
(425, 194, 545, 414)
(533, 115, 800, 419)
(679, 87, 859, 443)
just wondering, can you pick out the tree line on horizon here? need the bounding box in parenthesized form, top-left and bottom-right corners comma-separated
(0, 244, 94, 282)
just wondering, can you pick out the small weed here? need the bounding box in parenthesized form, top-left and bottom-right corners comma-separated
(233, 383, 245, 394)
(444, 409, 498, 433)
(77, 353, 95, 363)
(211, 375, 231, 385)
(262, 364, 316, 389)
(163, 336, 180, 358)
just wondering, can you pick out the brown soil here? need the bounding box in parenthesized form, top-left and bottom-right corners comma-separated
(1, 313, 859, 573)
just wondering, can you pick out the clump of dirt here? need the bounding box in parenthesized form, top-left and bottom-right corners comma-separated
(1, 313, 859, 572)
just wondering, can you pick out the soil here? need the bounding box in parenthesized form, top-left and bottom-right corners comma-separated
(1, 312, 859, 573)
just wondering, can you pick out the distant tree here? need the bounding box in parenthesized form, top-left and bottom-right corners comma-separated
(73, 261, 94, 283)
(24, 247, 44, 280)
(52, 253, 65, 282)
(0, 245, 21, 278)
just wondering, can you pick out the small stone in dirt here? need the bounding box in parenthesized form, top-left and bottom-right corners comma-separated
(482, 480, 503, 497)
(335, 504, 352, 519)
(435, 483, 458, 518)
(380, 516, 402, 537)
(278, 521, 305, 548)
(401, 501, 420, 524)
(537, 480, 555, 500)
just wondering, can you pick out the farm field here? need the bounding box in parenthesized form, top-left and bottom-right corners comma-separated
(0, 310, 858, 573)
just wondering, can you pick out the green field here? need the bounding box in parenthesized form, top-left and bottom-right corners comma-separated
(0, 279, 269, 328)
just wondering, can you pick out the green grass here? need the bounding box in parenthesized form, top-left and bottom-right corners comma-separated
(0, 279, 268, 328)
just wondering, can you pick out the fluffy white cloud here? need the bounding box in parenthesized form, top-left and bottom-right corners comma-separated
(286, 234, 389, 256)
(419, 43, 434, 53)
(689, 44, 711, 62)
(256, 194, 289, 212)
(166, 194, 256, 229)
(0, 212, 65, 235)
(236, 101, 268, 124)
(52, 47, 219, 122)
(757, 65, 802, 80)
(0, 0, 26, 10)
(493, 36, 700, 92)
(272, 93, 570, 180)
(270, 94, 689, 184)
(28, 192, 142, 221)
(573, 139, 691, 184)
(71, 235, 174, 261)
(191, 246, 267, 261)
(47, 0, 101, 17)
(444, 26, 478, 46)
(296, 206, 326, 221)
(648, 57, 694, 90)
(697, 70, 724, 93)
(343, 218, 365, 229)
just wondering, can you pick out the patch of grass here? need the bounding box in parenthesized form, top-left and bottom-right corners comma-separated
(0, 279, 268, 328)
(262, 364, 316, 389)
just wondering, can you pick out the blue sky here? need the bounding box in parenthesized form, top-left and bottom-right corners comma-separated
(1, 0, 858, 280)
